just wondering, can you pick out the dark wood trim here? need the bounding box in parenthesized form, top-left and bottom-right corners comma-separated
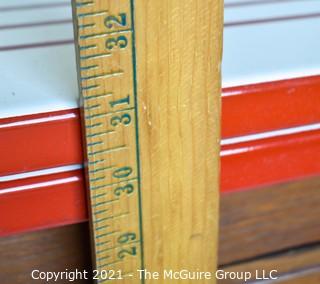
(0, 223, 92, 284)
(218, 243, 320, 283)
(1, 177, 320, 283)
(219, 176, 320, 265)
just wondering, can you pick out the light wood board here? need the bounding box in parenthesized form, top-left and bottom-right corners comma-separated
(73, 0, 222, 283)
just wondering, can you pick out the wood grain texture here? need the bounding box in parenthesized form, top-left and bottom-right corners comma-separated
(134, 0, 223, 281)
(73, 0, 222, 281)
(218, 243, 320, 284)
(219, 176, 320, 265)
(0, 223, 92, 284)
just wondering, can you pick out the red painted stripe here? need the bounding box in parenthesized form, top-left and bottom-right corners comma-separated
(1, 76, 319, 177)
(0, 109, 83, 176)
(1, 128, 320, 236)
(221, 128, 320, 192)
(0, 170, 87, 237)
(1, 76, 320, 236)
(222, 76, 320, 138)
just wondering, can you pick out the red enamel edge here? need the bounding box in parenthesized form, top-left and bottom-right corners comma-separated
(1, 128, 320, 237)
(221, 128, 320, 192)
(0, 170, 87, 237)
(0, 109, 83, 176)
(222, 75, 320, 138)
(1, 76, 320, 236)
(0, 76, 319, 177)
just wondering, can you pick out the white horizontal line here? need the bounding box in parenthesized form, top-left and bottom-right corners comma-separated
(221, 122, 320, 146)
(0, 164, 82, 182)
(0, 176, 79, 195)
(0, 113, 76, 129)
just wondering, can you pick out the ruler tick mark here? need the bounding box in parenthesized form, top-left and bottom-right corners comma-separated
(82, 84, 99, 91)
(89, 165, 114, 174)
(93, 199, 119, 208)
(78, 10, 108, 18)
(93, 212, 129, 224)
(76, 1, 94, 8)
(80, 64, 98, 71)
(85, 106, 134, 119)
(84, 92, 113, 100)
(78, 23, 95, 29)
(94, 209, 109, 215)
(79, 44, 97, 50)
(86, 130, 114, 138)
(97, 260, 121, 269)
(80, 52, 111, 60)
(97, 255, 110, 262)
(88, 158, 105, 165)
(84, 103, 100, 110)
(96, 231, 118, 239)
(87, 140, 103, 147)
(91, 178, 137, 191)
(95, 224, 110, 231)
(92, 192, 108, 199)
(88, 144, 126, 156)
(89, 176, 106, 182)
(85, 122, 102, 129)
(96, 240, 110, 247)
(79, 28, 132, 40)
(81, 70, 123, 81)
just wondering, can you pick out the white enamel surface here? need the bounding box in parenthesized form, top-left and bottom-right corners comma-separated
(223, 0, 320, 87)
(0, 2, 78, 119)
(0, 0, 319, 181)
(0, 0, 319, 118)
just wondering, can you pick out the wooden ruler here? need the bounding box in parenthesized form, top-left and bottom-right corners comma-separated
(72, 0, 222, 283)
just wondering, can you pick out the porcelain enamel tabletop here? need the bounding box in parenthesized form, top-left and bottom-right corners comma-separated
(0, 0, 319, 119)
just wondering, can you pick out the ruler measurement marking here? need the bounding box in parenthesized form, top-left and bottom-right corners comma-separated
(97, 255, 111, 262)
(80, 44, 97, 51)
(96, 231, 119, 239)
(85, 106, 135, 119)
(83, 92, 113, 100)
(84, 104, 101, 111)
(81, 70, 123, 81)
(82, 84, 99, 91)
(78, 11, 108, 18)
(94, 212, 129, 224)
(93, 199, 119, 208)
(87, 144, 127, 156)
(89, 165, 114, 174)
(87, 140, 103, 147)
(90, 177, 137, 191)
(74, 1, 144, 282)
(93, 209, 109, 216)
(95, 224, 110, 231)
(91, 192, 108, 199)
(97, 260, 121, 270)
(88, 158, 105, 165)
(80, 64, 98, 71)
(80, 28, 132, 40)
(80, 53, 111, 60)
(78, 23, 96, 29)
(97, 240, 140, 254)
(76, 1, 94, 8)
(96, 240, 111, 247)
(86, 130, 114, 139)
